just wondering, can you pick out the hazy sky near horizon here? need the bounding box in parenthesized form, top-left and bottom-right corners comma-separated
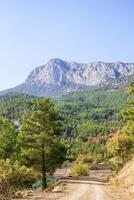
(0, 0, 134, 90)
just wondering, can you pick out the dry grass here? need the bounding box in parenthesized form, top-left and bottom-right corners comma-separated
(0, 176, 12, 200)
(109, 158, 134, 199)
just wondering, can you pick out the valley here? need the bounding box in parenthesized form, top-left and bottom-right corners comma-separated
(0, 70, 133, 200)
(1, 1, 134, 199)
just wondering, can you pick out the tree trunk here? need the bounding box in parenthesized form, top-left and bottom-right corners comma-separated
(42, 143, 47, 189)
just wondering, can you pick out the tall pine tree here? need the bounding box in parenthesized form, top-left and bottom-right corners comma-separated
(18, 98, 66, 188)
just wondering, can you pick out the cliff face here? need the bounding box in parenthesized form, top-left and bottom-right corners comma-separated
(2, 58, 134, 96)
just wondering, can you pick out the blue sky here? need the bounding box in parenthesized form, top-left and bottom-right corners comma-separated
(0, 0, 134, 90)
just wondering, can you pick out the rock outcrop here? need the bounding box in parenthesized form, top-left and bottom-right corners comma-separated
(2, 58, 134, 96)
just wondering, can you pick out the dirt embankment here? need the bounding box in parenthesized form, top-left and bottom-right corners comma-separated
(117, 159, 134, 198)
(108, 158, 134, 200)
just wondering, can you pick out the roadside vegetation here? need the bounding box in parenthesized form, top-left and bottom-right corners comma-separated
(0, 81, 133, 198)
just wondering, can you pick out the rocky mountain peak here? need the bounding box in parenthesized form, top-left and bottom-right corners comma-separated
(2, 59, 134, 96)
(48, 58, 66, 64)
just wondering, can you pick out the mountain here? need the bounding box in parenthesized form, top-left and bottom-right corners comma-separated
(2, 58, 134, 96)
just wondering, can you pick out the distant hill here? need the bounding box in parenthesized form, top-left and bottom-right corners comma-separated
(1, 58, 134, 96)
(0, 93, 35, 104)
(0, 84, 127, 123)
(0, 83, 129, 155)
(0, 93, 36, 120)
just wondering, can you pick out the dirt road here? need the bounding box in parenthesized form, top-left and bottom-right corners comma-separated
(44, 180, 112, 200)
(16, 170, 128, 200)
(17, 179, 128, 200)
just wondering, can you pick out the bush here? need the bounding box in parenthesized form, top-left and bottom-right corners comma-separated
(0, 159, 41, 189)
(76, 153, 93, 163)
(7, 166, 41, 188)
(70, 161, 89, 176)
(109, 156, 123, 172)
(92, 153, 104, 164)
(106, 132, 133, 163)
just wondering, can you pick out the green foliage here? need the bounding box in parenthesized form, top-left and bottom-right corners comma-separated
(70, 161, 89, 176)
(106, 82, 134, 169)
(0, 93, 36, 121)
(18, 98, 66, 188)
(59, 89, 126, 122)
(0, 117, 17, 159)
(76, 153, 93, 163)
(108, 156, 123, 172)
(0, 159, 41, 188)
(57, 88, 127, 159)
(106, 132, 133, 162)
(123, 82, 134, 138)
(0, 85, 131, 180)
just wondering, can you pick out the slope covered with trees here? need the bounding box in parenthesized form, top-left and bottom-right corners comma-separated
(0, 93, 36, 120)
(0, 81, 133, 196)
(0, 98, 66, 199)
(57, 88, 127, 160)
(0, 87, 128, 161)
(106, 82, 134, 169)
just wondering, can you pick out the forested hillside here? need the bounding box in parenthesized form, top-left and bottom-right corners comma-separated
(0, 88, 127, 127)
(0, 80, 134, 198)
(0, 87, 128, 161)
(57, 88, 127, 160)
(0, 93, 36, 120)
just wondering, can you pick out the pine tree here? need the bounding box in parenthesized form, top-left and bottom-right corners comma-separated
(18, 98, 66, 188)
(0, 117, 17, 159)
(123, 82, 134, 138)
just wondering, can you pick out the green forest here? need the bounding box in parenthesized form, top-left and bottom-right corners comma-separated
(0, 81, 134, 198)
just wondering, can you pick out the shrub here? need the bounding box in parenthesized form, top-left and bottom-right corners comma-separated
(70, 161, 89, 176)
(109, 156, 123, 172)
(106, 132, 133, 163)
(92, 153, 104, 164)
(0, 159, 41, 189)
(76, 153, 93, 163)
(7, 166, 41, 188)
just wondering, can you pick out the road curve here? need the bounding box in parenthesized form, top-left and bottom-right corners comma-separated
(56, 181, 112, 200)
